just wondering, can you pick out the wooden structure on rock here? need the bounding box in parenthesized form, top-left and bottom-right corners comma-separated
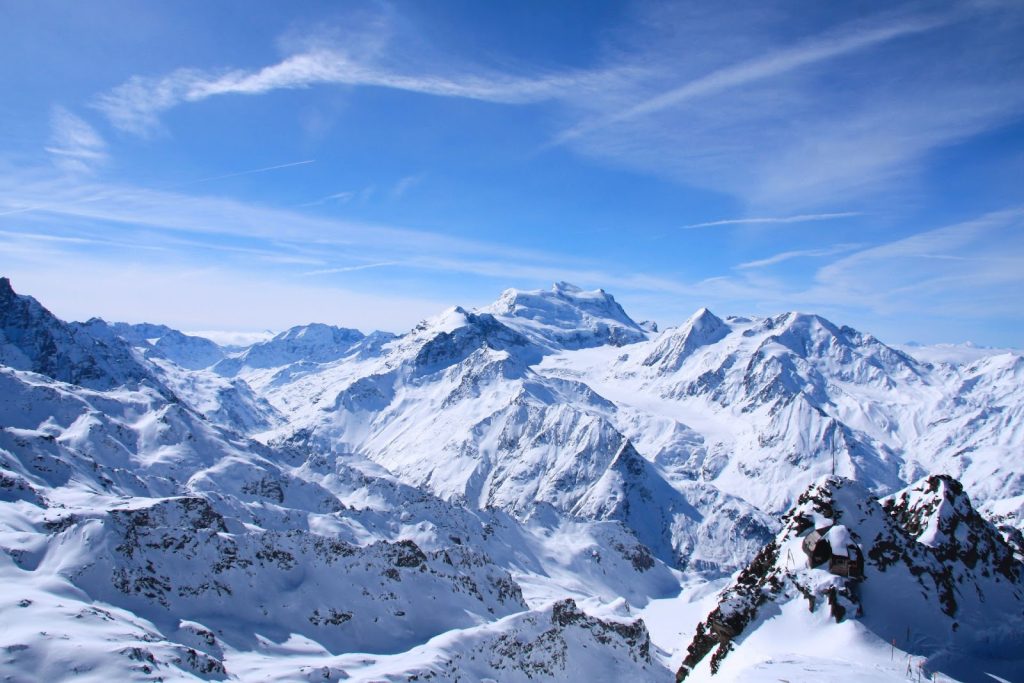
(801, 524, 865, 579)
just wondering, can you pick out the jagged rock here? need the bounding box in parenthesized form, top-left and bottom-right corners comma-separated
(676, 475, 1024, 681)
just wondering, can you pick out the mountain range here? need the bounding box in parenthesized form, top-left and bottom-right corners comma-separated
(1, 275, 1021, 681)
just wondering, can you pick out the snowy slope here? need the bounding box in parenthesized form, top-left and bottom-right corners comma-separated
(228, 287, 1024, 577)
(538, 306, 1023, 529)
(2, 276, 1023, 681)
(213, 323, 372, 376)
(137, 282, 1024, 577)
(243, 296, 773, 573)
(0, 279, 673, 681)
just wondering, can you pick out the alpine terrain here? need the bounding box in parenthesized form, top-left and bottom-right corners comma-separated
(1, 276, 1021, 682)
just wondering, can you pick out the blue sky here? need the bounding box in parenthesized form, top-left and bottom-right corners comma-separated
(1, 0, 1023, 345)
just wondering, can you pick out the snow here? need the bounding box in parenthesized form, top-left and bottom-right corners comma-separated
(687, 598, 942, 683)
(824, 525, 854, 556)
(1, 277, 1023, 681)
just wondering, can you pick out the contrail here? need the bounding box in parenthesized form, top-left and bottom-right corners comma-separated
(682, 212, 861, 230)
(302, 261, 402, 276)
(173, 159, 315, 187)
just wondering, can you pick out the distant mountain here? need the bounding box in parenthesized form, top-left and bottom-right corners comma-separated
(480, 281, 649, 350)
(541, 303, 1021, 528)
(213, 323, 369, 375)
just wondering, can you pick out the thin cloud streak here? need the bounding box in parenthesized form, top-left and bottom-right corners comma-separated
(799, 208, 1024, 317)
(391, 174, 422, 199)
(735, 243, 860, 270)
(302, 261, 401, 276)
(81, 2, 1024, 214)
(683, 212, 861, 230)
(172, 159, 315, 188)
(555, 11, 954, 144)
(94, 48, 614, 135)
(0, 160, 316, 218)
(553, 2, 1024, 210)
(0, 175, 536, 261)
(0, 170, 698, 305)
(298, 190, 356, 207)
(0, 170, 599, 285)
(46, 106, 108, 174)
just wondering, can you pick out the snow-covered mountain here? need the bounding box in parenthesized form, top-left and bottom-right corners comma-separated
(539, 306, 1023, 528)
(0, 277, 155, 390)
(213, 323, 372, 375)
(0, 279, 676, 681)
(479, 281, 649, 350)
(1, 276, 1022, 681)
(676, 475, 1023, 682)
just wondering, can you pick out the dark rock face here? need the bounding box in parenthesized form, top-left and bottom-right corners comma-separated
(550, 599, 652, 661)
(676, 475, 1024, 681)
(884, 474, 1020, 585)
(0, 277, 152, 390)
(412, 310, 535, 372)
(677, 540, 783, 680)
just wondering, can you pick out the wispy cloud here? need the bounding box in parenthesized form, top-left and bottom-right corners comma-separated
(93, 47, 609, 136)
(555, 11, 954, 144)
(735, 243, 861, 270)
(298, 190, 356, 207)
(683, 212, 860, 230)
(391, 174, 422, 199)
(302, 261, 401, 276)
(0, 170, 587, 283)
(1, 159, 317, 218)
(554, 2, 1024, 209)
(806, 208, 1024, 316)
(0, 165, 705, 317)
(45, 106, 108, 174)
(80, 1, 1024, 213)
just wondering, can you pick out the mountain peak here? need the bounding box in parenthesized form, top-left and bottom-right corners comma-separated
(481, 284, 646, 350)
(214, 322, 367, 374)
(688, 306, 724, 329)
(641, 307, 729, 372)
(0, 279, 152, 389)
(273, 322, 364, 346)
